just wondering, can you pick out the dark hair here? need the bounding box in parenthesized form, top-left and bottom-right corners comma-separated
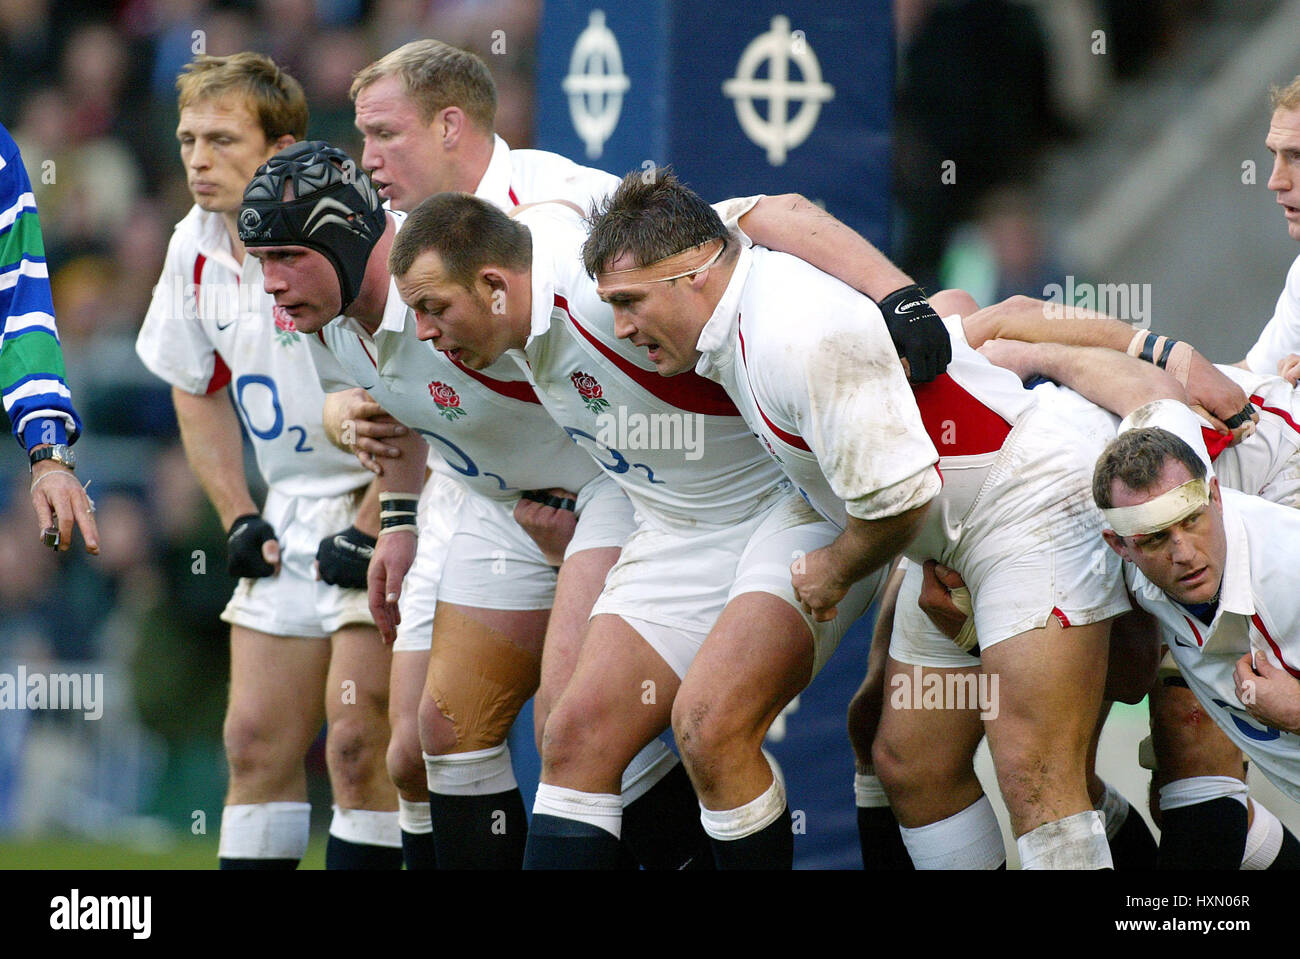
(1092, 427, 1208, 511)
(582, 166, 727, 277)
(389, 192, 531, 287)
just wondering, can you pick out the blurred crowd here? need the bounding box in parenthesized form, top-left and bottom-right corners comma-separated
(0, 0, 1222, 838)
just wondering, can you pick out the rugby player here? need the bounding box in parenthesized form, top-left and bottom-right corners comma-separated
(581, 169, 1139, 869)
(135, 54, 400, 869)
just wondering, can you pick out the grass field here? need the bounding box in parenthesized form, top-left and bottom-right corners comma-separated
(0, 836, 328, 870)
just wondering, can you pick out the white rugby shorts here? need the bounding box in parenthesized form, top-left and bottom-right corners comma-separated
(595, 486, 883, 679)
(222, 486, 374, 638)
(392, 471, 469, 652)
(436, 473, 634, 610)
(892, 395, 1128, 663)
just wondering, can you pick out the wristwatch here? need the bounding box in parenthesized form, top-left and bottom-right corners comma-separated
(29, 443, 75, 471)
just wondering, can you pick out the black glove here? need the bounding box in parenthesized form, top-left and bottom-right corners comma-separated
(876, 284, 951, 384)
(227, 513, 278, 578)
(316, 525, 377, 590)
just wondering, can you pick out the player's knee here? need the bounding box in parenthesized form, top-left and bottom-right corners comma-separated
(1151, 692, 1245, 779)
(539, 693, 608, 775)
(670, 689, 755, 780)
(385, 723, 425, 797)
(223, 712, 288, 783)
(325, 711, 386, 791)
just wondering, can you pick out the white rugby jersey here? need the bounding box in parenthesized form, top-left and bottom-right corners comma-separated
(476, 135, 620, 215)
(694, 252, 1042, 538)
(1210, 365, 1300, 506)
(1125, 489, 1300, 803)
(136, 205, 370, 498)
(512, 204, 783, 530)
(1245, 253, 1300, 377)
(694, 245, 941, 529)
(296, 255, 601, 503)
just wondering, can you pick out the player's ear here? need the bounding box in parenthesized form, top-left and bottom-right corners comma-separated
(440, 106, 465, 148)
(1102, 529, 1129, 561)
(273, 133, 296, 154)
(1209, 475, 1222, 507)
(480, 266, 508, 301)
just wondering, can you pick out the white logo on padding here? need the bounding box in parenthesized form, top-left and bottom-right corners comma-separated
(722, 15, 834, 166)
(561, 10, 630, 159)
(306, 196, 359, 236)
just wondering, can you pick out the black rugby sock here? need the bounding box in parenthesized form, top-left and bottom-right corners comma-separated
(857, 805, 915, 870)
(427, 789, 528, 869)
(325, 834, 404, 870)
(401, 826, 438, 870)
(622, 762, 714, 870)
(523, 814, 623, 869)
(1158, 798, 1248, 870)
(1107, 800, 1159, 870)
(710, 807, 794, 870)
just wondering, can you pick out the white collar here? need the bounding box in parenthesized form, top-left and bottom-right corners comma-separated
(473, 135, 515, 208)
(693, 244, 753, 378)
(524, 230, 556, 347)
(191, 206, 243, 275)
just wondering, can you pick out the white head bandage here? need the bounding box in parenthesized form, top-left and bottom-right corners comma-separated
(1102, 476, 1209, 538)
(596, 240, 725, 291)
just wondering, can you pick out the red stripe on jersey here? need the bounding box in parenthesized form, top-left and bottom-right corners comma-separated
(508, 187, 520, 207)
(1052, 607, 1071, 628)
(447, 351, 540, 404)
(357, 335, 378, 369)
(736, 317, 811, 451)
(556, 295, 740, 416)
(193, 255, 232, 393)
(1251, 393, 1300, 437)
(1184, 616, 1204, 647)
(193, 254, 206, 303)
(205, 352, 231, 394)
(1251, 613, 1300, 679)
(910, 374, 1011, 456)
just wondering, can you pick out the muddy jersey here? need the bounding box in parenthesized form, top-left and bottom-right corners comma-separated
(511, 204, 783, 531)
(693, 244, 944, 529)
(136, 204, 369, 498)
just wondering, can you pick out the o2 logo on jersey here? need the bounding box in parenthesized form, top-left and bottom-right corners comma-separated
(1211, 698, 1282, 743)
(234, 375, 312, 452)
(564, 426, 664, 484)
(413, 428, 512, 491)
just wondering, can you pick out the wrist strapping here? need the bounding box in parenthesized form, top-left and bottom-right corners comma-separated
(1126, 330, 1192, 386)
(379, 492, 419, 536)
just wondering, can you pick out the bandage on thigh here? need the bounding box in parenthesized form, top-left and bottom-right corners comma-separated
(425, 604, 543, 751)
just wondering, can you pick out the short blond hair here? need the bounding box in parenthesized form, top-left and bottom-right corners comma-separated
(176, 52, 308, 142)
(350, 39, 496, 132)
(1271, 75, 1300, 112)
